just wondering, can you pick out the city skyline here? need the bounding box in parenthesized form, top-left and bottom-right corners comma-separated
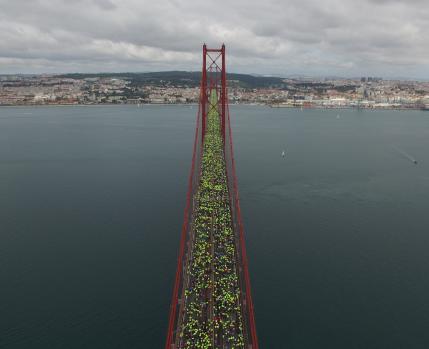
(2, 72, 428, 108)
(0, 0, 428, 78)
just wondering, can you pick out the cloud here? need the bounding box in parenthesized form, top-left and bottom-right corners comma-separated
(0, 0, 427, 78)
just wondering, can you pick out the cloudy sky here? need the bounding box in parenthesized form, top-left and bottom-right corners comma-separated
(0, 0, 428, 78)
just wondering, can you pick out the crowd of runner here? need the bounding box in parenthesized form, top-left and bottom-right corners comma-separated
(178, 91, 245, 349)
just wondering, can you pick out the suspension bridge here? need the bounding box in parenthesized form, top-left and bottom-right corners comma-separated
(165, 44, 258, 349)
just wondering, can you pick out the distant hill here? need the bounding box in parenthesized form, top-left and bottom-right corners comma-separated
(57, 71, 285, 89)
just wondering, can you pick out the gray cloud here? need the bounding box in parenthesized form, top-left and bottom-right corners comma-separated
(0, 0, 428, 78)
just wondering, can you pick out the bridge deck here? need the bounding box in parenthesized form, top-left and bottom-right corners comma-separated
(176, 91, 245, 349)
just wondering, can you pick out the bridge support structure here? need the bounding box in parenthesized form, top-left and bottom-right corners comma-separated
(165, 44, 258, 349)
(201, 44, 226, 143)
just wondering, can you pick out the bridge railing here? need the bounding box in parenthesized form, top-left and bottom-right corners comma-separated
(165, 89, 204, 349)
(224, 101, 259, 349)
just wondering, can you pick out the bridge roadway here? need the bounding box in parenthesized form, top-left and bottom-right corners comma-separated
(175, 91, 246, 349)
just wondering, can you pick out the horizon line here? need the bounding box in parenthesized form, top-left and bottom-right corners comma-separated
(1, 70, 428, 82)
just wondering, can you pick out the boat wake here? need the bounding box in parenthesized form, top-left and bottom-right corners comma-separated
(393, 146, 418, 165)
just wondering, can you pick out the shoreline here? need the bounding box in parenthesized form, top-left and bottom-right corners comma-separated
(0, 103, 427, 111)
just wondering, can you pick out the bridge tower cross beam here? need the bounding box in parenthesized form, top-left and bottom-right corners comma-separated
(201, 43, 227, 143)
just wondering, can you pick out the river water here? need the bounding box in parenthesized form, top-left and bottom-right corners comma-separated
(1, 105, 429, 348)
